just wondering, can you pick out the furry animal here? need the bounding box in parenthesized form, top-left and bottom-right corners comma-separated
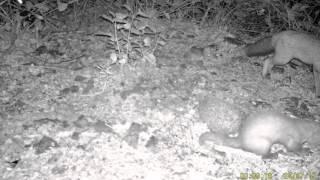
(242, 31, 320, 97)
(198, 96, 243, 135)
(199, 111, 320, 158)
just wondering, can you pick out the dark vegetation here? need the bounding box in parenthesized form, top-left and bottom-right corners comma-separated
(0, 0, 318, 61)
(1, 0, 319, 37)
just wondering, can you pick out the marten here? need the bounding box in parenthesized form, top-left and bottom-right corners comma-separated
(199, 111, 320, 158)
(239, 31, 320, 97)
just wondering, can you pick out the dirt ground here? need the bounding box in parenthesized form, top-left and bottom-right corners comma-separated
(0, 19, 319, 180)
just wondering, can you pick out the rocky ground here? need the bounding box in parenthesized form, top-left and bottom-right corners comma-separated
(0, 17, 319, 180)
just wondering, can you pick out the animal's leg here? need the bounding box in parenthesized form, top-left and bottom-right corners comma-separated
(262, 58, 273, 77)
(313, 63, 320, 97)
(263, 48, 292, 78)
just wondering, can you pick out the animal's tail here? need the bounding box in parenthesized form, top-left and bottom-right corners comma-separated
(243, 36, 274, 57)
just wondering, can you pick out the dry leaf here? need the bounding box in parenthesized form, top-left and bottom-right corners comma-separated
(115, 12, 128, 20)
(118, 54, 128, 64)
(95, 31, 113, 38)
(142, 52, 156, 66)
(143, 37, 151, 47)
(101, 14, 113, 23)
(157, 40, 166, 46)
(122, 4, 132, 12)
(110, 52, 118, 64)
(57, 0, 68, 12)
(122, 23, 131, 30)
